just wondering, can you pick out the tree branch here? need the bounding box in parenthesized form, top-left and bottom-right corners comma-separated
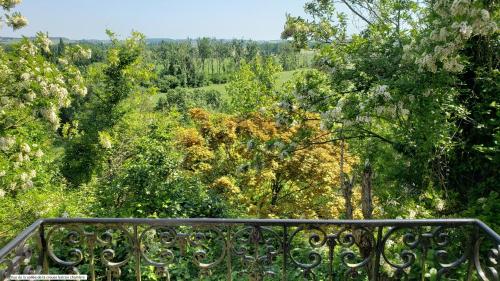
(340, 0, 373, 26)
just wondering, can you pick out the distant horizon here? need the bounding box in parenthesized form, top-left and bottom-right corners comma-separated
(0, 35, 291, 42)
(0, 0, 364, 40)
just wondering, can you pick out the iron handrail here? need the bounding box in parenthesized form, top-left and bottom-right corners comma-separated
(1, 218, 499, 259)
(0, 218, 498, 281)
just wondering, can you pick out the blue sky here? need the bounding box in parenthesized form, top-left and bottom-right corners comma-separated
(1, 0, 314, 40)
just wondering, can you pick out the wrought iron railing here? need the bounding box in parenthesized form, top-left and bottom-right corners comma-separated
(0, 218, 498, 280)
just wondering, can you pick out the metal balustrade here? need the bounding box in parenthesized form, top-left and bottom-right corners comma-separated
(0, 218, 498, 280)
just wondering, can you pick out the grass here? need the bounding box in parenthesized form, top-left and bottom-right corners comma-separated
(197, 82, 227, 93)
(197, 68, 306, 94)
(277, 69, 302, 87)
(152, 68, 310, 107)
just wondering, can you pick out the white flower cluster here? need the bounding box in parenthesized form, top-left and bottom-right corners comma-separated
(368, 85, 410, 119)
(5, 11, 27, 30)
(72, 84, 88, 97)
(355, 115, 372, 123)
(20, 41, 37, 56)
(49, 83, 70, 107)
(469, 9, 497, 35)
(293, 88, 325, 110)
(456, 22, 473, 39)
(450, 0, 470, 16)
(0, 138, 45, 192)
(429, 27, 449, 42)
(0, 26, 91, 195)
(35, 32, 53, 53)
(1, 0, 22, 10)
(415, 0, 497, 73)
(321, 107, 342, 121)
(71, 45, 92, 61)
(40, 105, 59, 129)
(19, 169, 36, 188)
(442, 56, 464, 72)
(416, 53, 438, 73)
(374, 85, 391, 101)
(320, 98, 346, 129)
(0, 135, 15, 151)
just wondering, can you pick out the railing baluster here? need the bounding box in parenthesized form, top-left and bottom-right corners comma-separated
(37, 224, 49, 275)
(106, 268, 112, 281)
(282, 225, 288, 281)
(372, 226, 383, 281)
(133, 225, 141, 281)
(226, 226, 232, 281)
(419, 229, 428, 281)
(465, 227, 478, 281)
(327, 233, 335, 281)
(86, 232, 96, 281)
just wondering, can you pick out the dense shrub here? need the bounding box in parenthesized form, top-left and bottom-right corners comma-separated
(156, 88, 223, 112)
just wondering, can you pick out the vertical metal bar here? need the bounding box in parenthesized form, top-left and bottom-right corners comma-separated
(133, 225, 141, 281)
(466, 254, 475, 281)
(226, 226, 232, 281)
(106, 268, 111, 281)
(282, 225, 288, 281)
(466, 227, 479, 281)
(327, 234, 335, 281)
(86, 233, 96, 281)
(37, 224, 49, 274)
(420, 247, 427, 281)
(372, 226, 383, 281)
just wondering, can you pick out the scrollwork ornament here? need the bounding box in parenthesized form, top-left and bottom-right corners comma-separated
(154, 265, 170, 280)
(139, 226, 177, 267)
(0, 259, 14, 281)
(337, 227, 374, 278)
(189, 226, 227, 270)
(96, 226, 133, 270)
(288, 225, 327, 279)
(474, 238, 499, 281)
(432, 226, 469, 278)
(0, 239, 36, 281)
(0, 241, 33, 280)
(432, 226, 450, 247)
(232, 225, 282, 279)
(380, 227, 418, 277)
(46, 225, 85, 267)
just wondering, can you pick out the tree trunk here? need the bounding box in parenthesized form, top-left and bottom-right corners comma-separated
(362, 160, 373, 219)
(339, 130, 354, 220)
(343, 173, 354, 219)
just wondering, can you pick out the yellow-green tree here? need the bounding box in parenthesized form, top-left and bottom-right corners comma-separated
(177, 108, 363, 219)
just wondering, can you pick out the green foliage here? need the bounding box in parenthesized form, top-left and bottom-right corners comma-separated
(177, 108, 356, 218)
(62, 31, 153, 186)
(0, 9, 92, 242)
(93, 125, 227, 218)
(156, 88, 224, 114)
(226, 56, 283, 114)
(150, 39, 310, 92)
(280, 0, 499, 222)
(0, 184, 92, 246)
(1, 0, 497, 256)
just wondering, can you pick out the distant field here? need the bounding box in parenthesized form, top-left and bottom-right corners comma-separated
(151, 68, 309, 108)
(277, 69, 303, 87)
(197, 82, 227, 93)
(197, 68, 306, 94)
